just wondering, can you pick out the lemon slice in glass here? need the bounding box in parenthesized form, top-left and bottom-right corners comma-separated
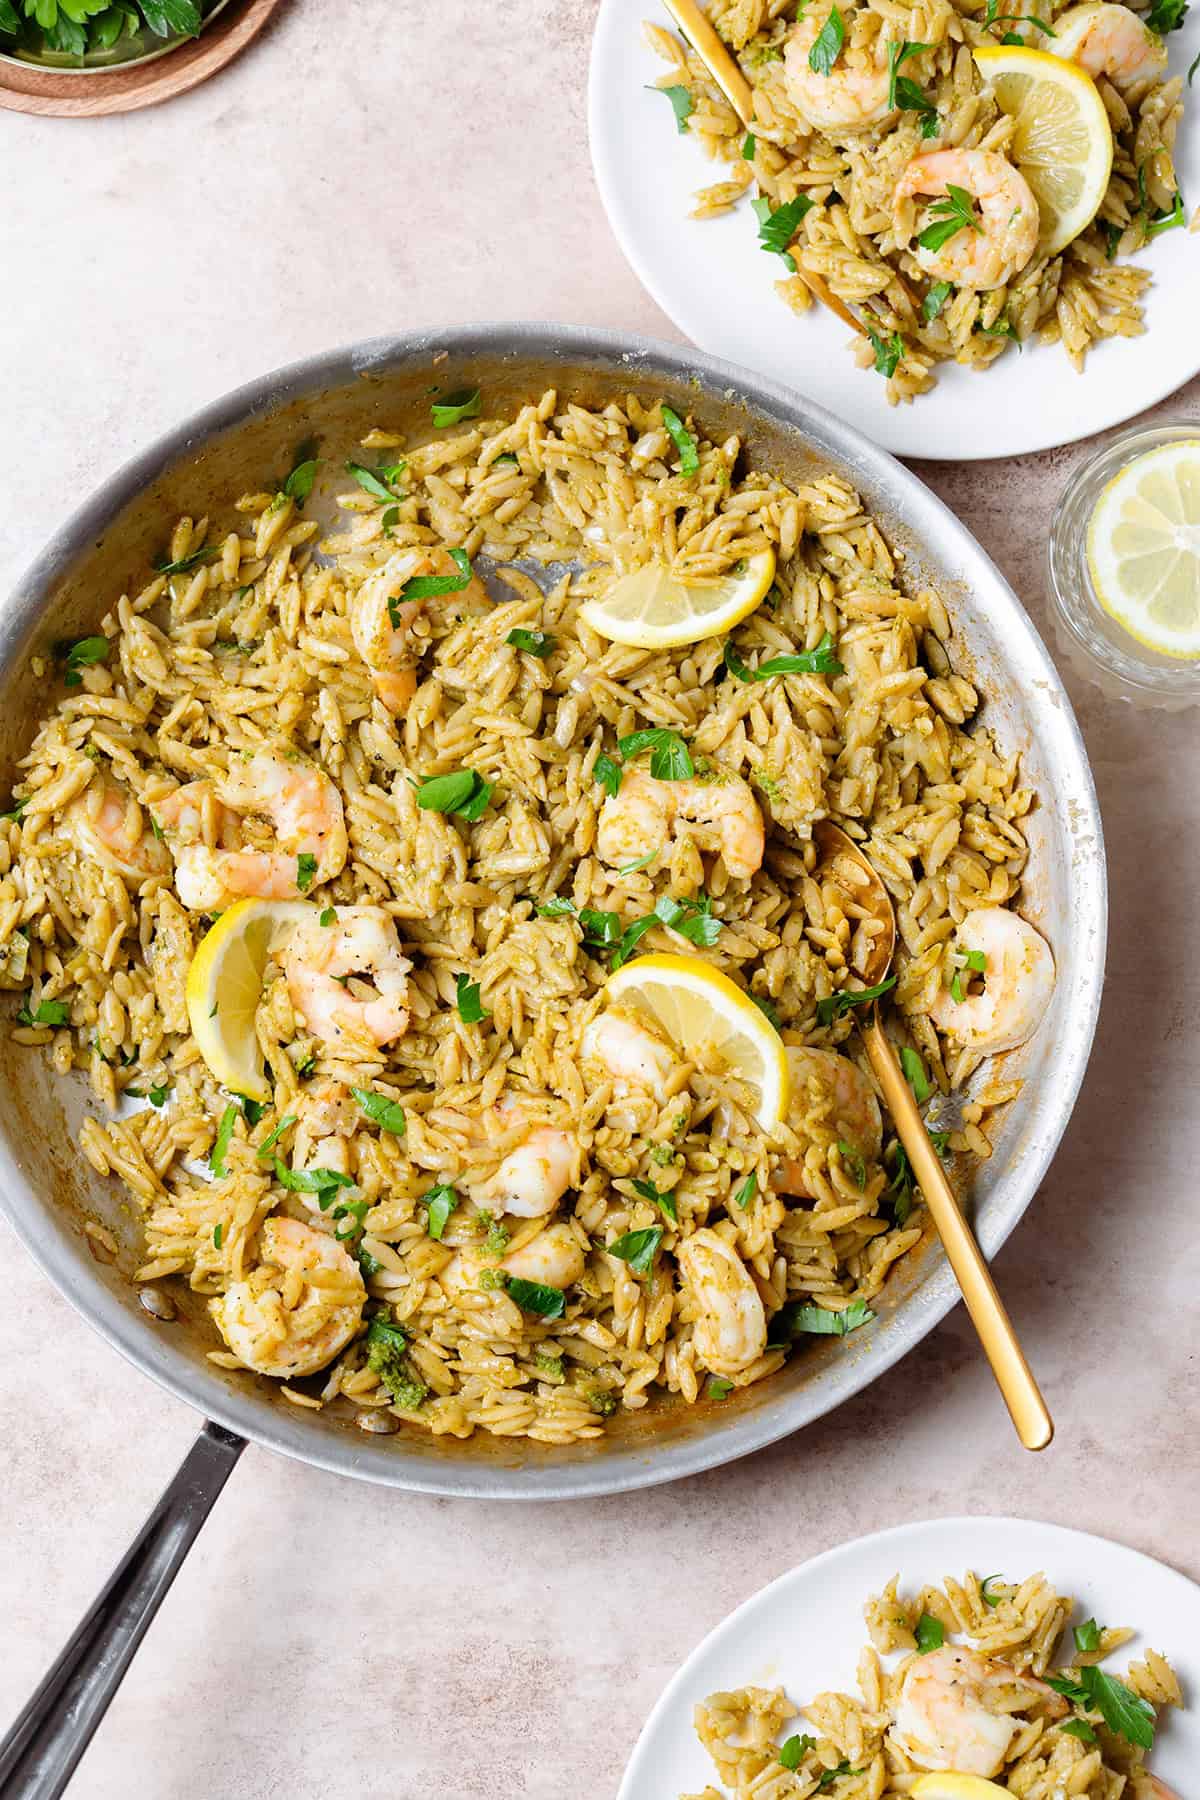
(973, 46, 1113, 256)
(603, 952, 789, 1127)
(912, 1779, 1011, 1800)
(186, 899, 316, 1101)
(1086, 439, 1200, 659)
(579, 548, 776, 650)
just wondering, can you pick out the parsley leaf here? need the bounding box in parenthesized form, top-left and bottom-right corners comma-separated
(768, 1298, 875, 1343)
(608, 1226, 663, 1274)
(922, 279, 953, 320)
(255, 1114, 296, 1159)
(271, 1157, 354, 1208)
(506, 627, 556, 658)
(1080, 1667, 1156, 1748)
(650, 81, 694, 132)
(506, 1275, 567, 1318)
(351, 1087, 406, 1134)
(295, 852, 317, 892)
(815, 973, 897, 1025)
(837, 1139, 867, 1188)
(733, 1171, 758, 1209)
(536, 896, 577, 918)
(778, 1734, 815, 1770)
(209, 1102, 238, 1179)
(1074, 1616, 1102, 1654)
(344, 460, 399, 503)
(980, 1572, 1005, 1608)
(808, 3, 845, 74)
(751, 193, 814, 272)
(886, 38, 929, 106)
(319, 906, 336, 927)
(918, 183, 981, 252)
(742, 131, 757, 159)
(1146, 191, 1186, 238)
(455, 972, 488, 1025)
(431, 388, 481, 428)
(416, 769, 492, 819)
(1145, 0, 1187, 28)
(706, 1376, 734, 1399)
(894, 75, 939, 136)
(818, 1762, 863, 1789)
(867, 324, 905, 378)
(1059, 1718, 1098, 1743)
(283, 457, 318, 504)
(393, 546, 473, 606)
(617, 727, 694, 781)
(424, 1182, 458, 1240)
(16, 997, 70, 1027)
(660, 404, 700, 476)
(632, 1175, 677, 1223)
(899, 1044, 932, 1101)
(753, 992, 782, 1029)
(155, 545, 217, 576)
(885, 1142, 913, 1224)
(594, 752, 623, 798)
(915, 1612, 945, 1653)
(723, 631, 843, 681)
(61, 637, 110, 689)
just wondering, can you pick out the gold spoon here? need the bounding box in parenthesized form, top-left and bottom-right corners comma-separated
(660, 0, 868, 337)
(812, 820, 1053, 1452)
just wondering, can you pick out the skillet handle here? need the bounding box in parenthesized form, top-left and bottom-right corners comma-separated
(0, 1421, 244, 1799)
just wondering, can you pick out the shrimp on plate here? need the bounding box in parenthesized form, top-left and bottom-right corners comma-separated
(210, 1215, 365, 1379)
(154, 748, 347, 911)
(283, 906, 412, 1049)
(894, 149, 1040, 290)
(351, 547, 488, 713)
(65, 777, 172, 886)
(784, 7, 894, 133)
(596, 766, 764, 882)
(1052, 2, 1169, 88)
(891, 1643, 1068, 1775)
(930, 906, 1055, 1053)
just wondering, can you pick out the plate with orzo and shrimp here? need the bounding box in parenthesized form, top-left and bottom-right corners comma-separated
(588, 0, 1200, 458)
(618, 1516, 1198, 1797)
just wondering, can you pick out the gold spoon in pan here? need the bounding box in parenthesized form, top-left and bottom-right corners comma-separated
(812, 820, 1054, 1452)
(660, 0, 870, 336)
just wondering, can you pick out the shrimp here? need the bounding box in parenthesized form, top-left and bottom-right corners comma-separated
(784, 7, 893, 133)
(929, 907, 1055, 1053)
(502, 1220, 586, 1290)
(283, 906, 411, 1048)
(676, 1229, 767, 1377)
(351, 547, 487, 713)
(463, 1095, 577, 1219)
(1052, 3, 1169, 88)
(596, 766, 764, 882)
(891, 1644, 1067, 1776)
(65, 777, 172, 886)
(776, 1046, 882, 1195)
(894, 149, 1040, 290)
(291, 1078, 358, 1187)
(154, 749, 347, 911)
(210, 1215, 365, 1379)
(581, 1009, 677, 1093)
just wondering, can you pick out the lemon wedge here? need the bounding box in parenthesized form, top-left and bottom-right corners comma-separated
(602, 953, 789, 1128)
(973, 45, 1113, 256)
(186, 899, 315, 1101)
(579, 548, 776, 650)
(1086, 439, 1200, 659)
(912, 1779, 1011, 1800)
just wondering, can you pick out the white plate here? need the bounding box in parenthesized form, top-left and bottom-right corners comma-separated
(589, 0, 1200, 459)
(618, 1515, 1198, 1795)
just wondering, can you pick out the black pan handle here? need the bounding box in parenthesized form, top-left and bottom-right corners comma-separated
(0, 1421, 245, 1799)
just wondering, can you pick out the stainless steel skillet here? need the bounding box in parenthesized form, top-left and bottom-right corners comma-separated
(0, 324, 1106, 1795)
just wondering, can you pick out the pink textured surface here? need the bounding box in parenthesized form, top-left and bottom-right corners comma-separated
(1, 4, 1198, 1797)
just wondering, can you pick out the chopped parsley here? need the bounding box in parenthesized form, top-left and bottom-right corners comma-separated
(16, 997, 69, 1027)
(271, 1157, 354, 1209)
(779, 1734, 815, 1770)
(345, 460, 402, 502)
(742, 131, 756, 159)
(332, 1198, 370, 1242)
(506, 1275, 567, 1318)
(808, 3, 845, 74)
(431, 388, 482, 428)
(61, 636, 110, 687)
(1145, 0, 1187, 28)
(1146, 191, 1186, 238)
(752, 993, 782, 1030)
(593, 752, 623, 798)
(357, 1243, 383, 1278)
(209, 1102, 238, 1179)
(282, 457, 319, 504)
(895, 76, 939, 136)
(915, 1612, 945, 1653)
(618, 851, 657, 875)
(295, 852, 317, 892)
(899, 1045, 932, 1102)
(632, 1175, 677, 1223)
(1047, 1665, 1156, 1749)
(815, 973, 897, 1025)
(255, 1113, 296, 1159)
(1059, 1718, 1098, 1743)
(536, 896, 577, 918)
(867, 324, 905, 378)
(1074, 1617, 1102, 1654)
(837, 1139, 867, 1188)
(416, 769, 492, 819)
(239, 1094, 265, 1127)
(981, 1572, 1006, 1608)
(351, 1087, 406, 1134)
(319, 906, 336, 927)
(752, 193, 814, 272)
(886, 37, 929, 107)
(978, 316, 1020, 348)
(817, 1763, 863, 1788)
(706, 1376, 734, 1400)
(885, 1142, 913, 1224)
(723, 631, 843, 681)
(660, 404, 700, 476)
(768, 1297, 875, 1344)
(506, 627, 556, 658)
(922, 279, 953, 320)
(617, 726, 694, 781)
(455, 972, 489, 1025)
(608, 1226, 662, 1274)
(650, 81, 694, 132)
(154, 545, 217, 576)
(733, 1171, 758, 1210)
(393, 546, 473, 607)
(148, 1081, 171, 1108)
(212, 1223, 223, 1249)
(424, 1182, 458, 1240)
(918, 183, 981, 253)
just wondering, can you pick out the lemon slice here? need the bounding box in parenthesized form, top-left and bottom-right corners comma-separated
(1086, 439, 1200, 658)
(602, 952, 789, 1127)
(579, 548, 776, 650)
(974, 46, 1113, 256)
(186, 899, 316, 1101)
(912, 1779, 1010, 1800)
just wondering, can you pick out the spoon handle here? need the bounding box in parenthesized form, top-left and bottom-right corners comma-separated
(862, 1011, 1054, 1452)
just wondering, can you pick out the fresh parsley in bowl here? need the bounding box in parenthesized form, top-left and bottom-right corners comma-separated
(0, 0, 228, 69)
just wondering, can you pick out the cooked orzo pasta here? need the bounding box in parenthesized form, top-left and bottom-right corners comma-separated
(685, 1569, 1182, 1797)
(5, 387, 1053, 1445)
